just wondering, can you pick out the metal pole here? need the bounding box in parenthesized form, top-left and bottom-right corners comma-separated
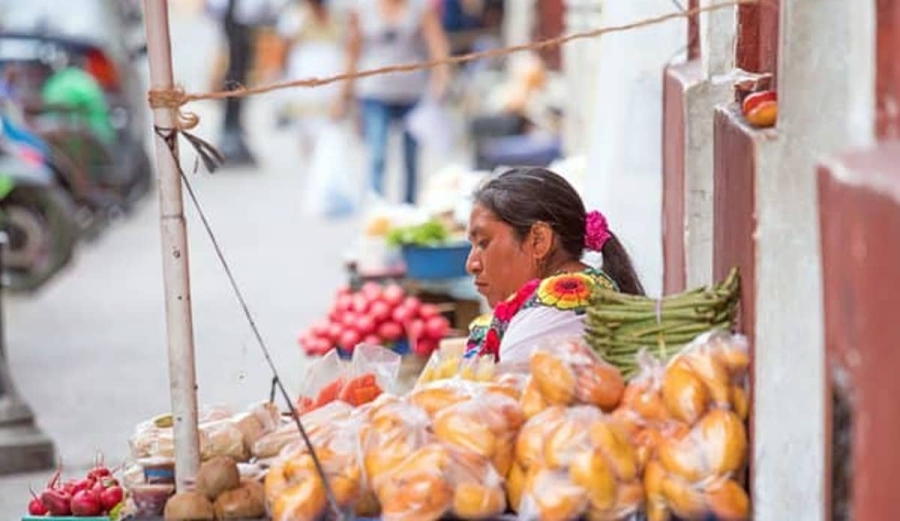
(141, 0, 200, 491)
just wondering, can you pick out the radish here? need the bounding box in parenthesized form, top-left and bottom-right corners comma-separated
(377, 322, 403, 342)
(407, 319, 425, 342)
(361, 282, 382, 300)
(27, 487, 48, 516)
(326, 323, 343, 343)
(363, 334, 382, 346)
(100, 485, 124, 512)
(418, 304, 440, 320)
(351, 294, 369, 314)
(341, 312, 360, 329)
(310, 338, 332, 356)
(71, 489, 103, 516)
(310, 320, 330, 338)
(402, 296, 422, 315)
(87, 454, 111, 481)
(424, 316, 450, 340)
(412, 337, 438, 357)
(336, 285, 352, 298)
(41, 489, 71, 516)
(383, 284, 405, 307)
(356, 315, 376, 336)
(336, 294, 353, 312)
(391, 306, 414, 325)
(369, 300, 392, 322)
(339, 330, 361, 350)
(67, 478, 93, 496)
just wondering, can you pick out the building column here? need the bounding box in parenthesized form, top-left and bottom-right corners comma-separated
(562, 0, 605, 156)
(820, 1, 897, 518)
(750, 0, 874, 518)
(502, 0, 538, 47)
(662, 0, 737, 293)
(584, 0, 686, 297)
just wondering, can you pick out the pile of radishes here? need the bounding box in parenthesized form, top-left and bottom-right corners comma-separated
(298, 283, 451, 358)
(28, 457, 124, 517)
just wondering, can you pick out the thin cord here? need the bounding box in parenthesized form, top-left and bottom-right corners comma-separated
(175, 165, 351, 520)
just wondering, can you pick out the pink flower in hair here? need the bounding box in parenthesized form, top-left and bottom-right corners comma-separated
(585, 210, 612, 251)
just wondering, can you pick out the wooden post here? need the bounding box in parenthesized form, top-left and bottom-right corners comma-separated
(141, 0, 201, 492)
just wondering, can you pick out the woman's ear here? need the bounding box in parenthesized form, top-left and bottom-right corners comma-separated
(529, 222, 555, 260)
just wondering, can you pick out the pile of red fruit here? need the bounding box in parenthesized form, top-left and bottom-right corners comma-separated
(28, 457, 124, 517)
(298, 282, 451, 358)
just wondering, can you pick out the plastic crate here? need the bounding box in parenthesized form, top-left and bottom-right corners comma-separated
(401, 243, 470, 281)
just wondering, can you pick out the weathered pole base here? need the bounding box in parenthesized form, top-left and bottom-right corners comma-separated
(0, 396, 55, 475)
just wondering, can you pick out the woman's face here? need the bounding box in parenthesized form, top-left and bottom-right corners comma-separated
(466, 204, 540, 307)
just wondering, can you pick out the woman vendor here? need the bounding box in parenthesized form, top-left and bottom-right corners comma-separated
(464, 167, 644, 368)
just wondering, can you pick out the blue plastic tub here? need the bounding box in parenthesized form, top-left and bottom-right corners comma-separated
(401, 243, 470, 280)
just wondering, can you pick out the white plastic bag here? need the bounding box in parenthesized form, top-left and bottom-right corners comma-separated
(304, 121, 362, 218)
(405, 98, 459, 159)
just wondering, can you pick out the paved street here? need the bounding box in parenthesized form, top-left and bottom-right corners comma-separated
(0, 5, 367, 513)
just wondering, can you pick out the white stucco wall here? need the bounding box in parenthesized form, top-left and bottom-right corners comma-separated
(681, 0, 737, 289)
(584, 0, 685, 297)
(562, 0, 605, 155)
(752, 0, 875, 519)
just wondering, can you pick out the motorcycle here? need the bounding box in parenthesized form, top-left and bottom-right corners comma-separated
(0, 139, 77, 292)
(1, 103, 120, 239)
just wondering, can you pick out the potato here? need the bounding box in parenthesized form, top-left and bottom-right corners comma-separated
(164, 491, 215, 521)
(196, 456, 241, 501)
(213, 481, 266, 519)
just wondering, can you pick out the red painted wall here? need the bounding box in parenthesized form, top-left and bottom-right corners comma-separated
(736, 0, 780, 88)
(876, 0, 900, 139)
(712, 107, 757, 345)
(661, 62, 703, 294)
(819, 143, 900, 521)
(536, 0, 564, 70)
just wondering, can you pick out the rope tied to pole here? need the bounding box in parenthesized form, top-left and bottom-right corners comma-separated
(146, 0, 772, 118)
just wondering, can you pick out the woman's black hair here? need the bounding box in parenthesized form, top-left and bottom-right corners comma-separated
(472, 167, 645, 295)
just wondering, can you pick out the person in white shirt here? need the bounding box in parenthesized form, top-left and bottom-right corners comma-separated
(333, 0, 450, 204)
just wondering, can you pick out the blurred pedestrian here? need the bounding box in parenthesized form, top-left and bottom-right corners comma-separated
(206, 0, 287, 167)
(275, 0, 345, 157)
(333, 0, 450, 205)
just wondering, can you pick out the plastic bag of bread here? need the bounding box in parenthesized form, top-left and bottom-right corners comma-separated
(528, 337, 625, 411)
(447, 449, 507, 520)
(360, 395, 432, 493)
(376, 443, 507, 521)
(645, 459, 750, 521)
(661, 331, 750, 426)
(514, 406, 644, 519)
(433, 389, 524, 476)
(415, 345, 497, 387)
(232, 401, 281, 455)
(649, 409, 748, 512)
(200, 419, 248, 462)
(252, 401, 353, 460)
(265, 413, 368, 521)
(407, 378, 481, 417)
(199, 404, 235, 423)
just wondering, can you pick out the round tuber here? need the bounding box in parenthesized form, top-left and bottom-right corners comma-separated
(213, 480, 266, 519)
(195, 456, 241, 501)
(163, 491, 215, 521)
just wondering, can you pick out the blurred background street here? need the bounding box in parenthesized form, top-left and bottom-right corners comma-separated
(0, 1, 360, 511)
(0, 0, 664, 515)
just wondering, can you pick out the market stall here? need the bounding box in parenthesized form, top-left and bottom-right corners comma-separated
(15, 1, 758, 519)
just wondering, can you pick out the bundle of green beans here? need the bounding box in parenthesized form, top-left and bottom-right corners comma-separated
(585, 268, 741, 378)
